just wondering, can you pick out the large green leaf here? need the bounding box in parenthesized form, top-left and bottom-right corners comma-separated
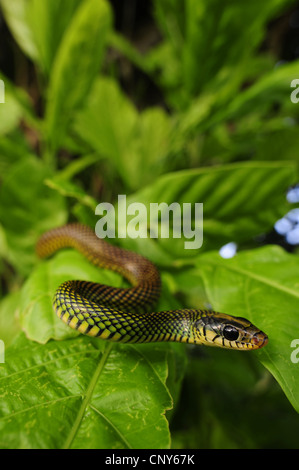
(5, 246, 186, 449)
(109, 161, 297, 264)
(188, 246, 299, 412)
(45, 0, 112, 155)
(0, 333, 181, 449)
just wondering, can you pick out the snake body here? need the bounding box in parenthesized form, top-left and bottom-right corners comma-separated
(36, 224, 268, 350)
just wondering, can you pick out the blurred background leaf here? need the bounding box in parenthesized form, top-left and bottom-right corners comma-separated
(74, 77, 173, 190)
(114, 162, 298, 263)
(45, 0, 112, 157)
(147, 0, 297, 108)
(0, 156, 67, 275)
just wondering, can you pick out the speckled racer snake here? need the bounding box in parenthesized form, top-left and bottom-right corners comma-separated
(36, 224, 268, 350)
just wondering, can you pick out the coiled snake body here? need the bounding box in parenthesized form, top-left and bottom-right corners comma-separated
(37, 224, 268, 350)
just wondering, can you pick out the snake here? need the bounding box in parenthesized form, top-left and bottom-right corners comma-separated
(36, 224, 268, 350)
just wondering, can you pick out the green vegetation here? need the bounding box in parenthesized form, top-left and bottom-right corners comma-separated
(0, 0, 299, 449)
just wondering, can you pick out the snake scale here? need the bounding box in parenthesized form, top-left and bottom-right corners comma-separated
(36, 224, 268, 350)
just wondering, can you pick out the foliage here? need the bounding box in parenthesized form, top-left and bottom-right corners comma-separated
(0, 0, 299, 449)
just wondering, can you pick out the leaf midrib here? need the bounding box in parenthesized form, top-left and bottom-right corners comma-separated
(62, 342, 113, 449)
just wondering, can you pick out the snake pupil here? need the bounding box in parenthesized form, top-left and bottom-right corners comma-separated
(223, 325, 239, 341)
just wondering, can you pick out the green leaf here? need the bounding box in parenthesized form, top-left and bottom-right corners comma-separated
(175, 59, 299, 143)
(0, 157, 67, 275)
(0, 91, 24, 135)
(0, 73, 37, 136)
(0, 133, 33, 177)
(74, 77, 172, 190)
(13, 230, 187, 448)
(0, 0, 38, 62)
(192, 245, 299, 412)
(0, 72, 41, 136)
(44, 177, 97, 210)
(150, 0, 297, 108)
(254, 125, 299, 163)
(0, 333, 177, 449)
(112, 161, 297, 264)
(0, 0, 83, 76)
(27, 0, 82, 76)
(45, 0, 112, 155)
(210, 60, 299, 127)
(0, 291, 21, 347)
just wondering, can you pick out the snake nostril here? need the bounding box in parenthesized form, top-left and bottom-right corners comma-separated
(252, 332, 268, 347)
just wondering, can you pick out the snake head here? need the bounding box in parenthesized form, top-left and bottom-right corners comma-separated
(194, 312, 268, 350)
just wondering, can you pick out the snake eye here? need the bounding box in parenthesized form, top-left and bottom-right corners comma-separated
(223, 325, 239, 341)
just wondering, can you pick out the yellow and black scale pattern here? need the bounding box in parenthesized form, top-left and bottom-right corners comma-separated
(36, 224, 268, 350)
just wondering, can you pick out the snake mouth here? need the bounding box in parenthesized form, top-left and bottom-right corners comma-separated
(235, 330, 268, 350)
(251, 331, 268, 349)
